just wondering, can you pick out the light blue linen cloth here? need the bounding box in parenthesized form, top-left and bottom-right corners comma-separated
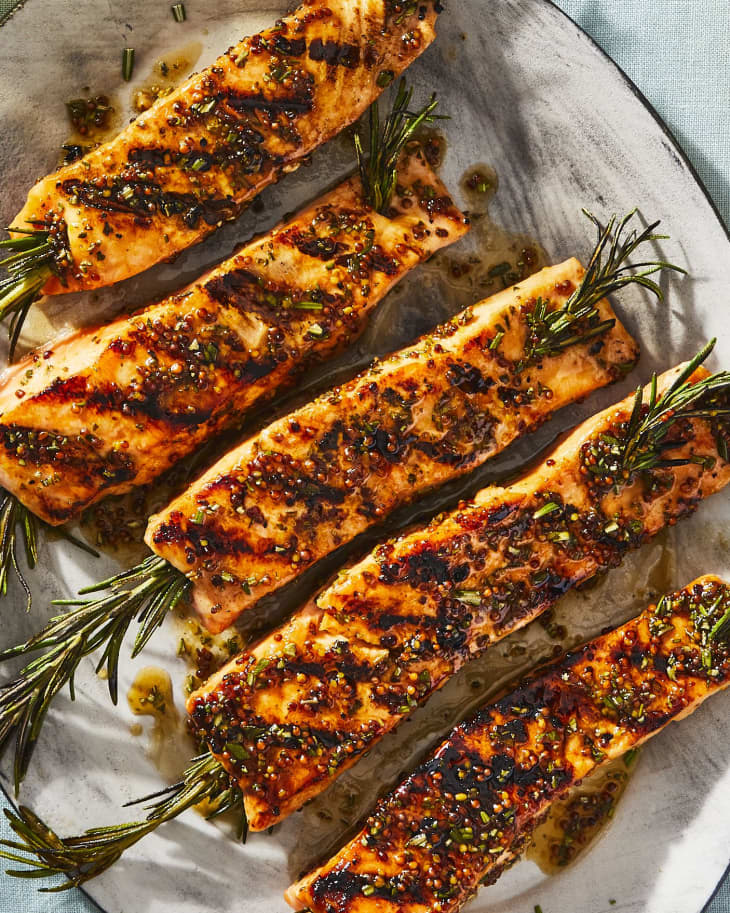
(0, 1, 728, 910)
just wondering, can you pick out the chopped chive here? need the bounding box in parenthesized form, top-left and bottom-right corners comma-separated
(122, 48, 135, 82)
(708, 600, 730, 643)
(533, 501, 560, 520)
(293, 301, 324, 311)
(489, 330, 504, 351)
(171, 3, 186, 22)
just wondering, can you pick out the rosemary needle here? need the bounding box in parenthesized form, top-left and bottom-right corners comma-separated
(0, 490, 97, 612)
(172, 3, 186, 22)
(122, 48, 135, 82)
(522, 209, 686, 365)
(355, 78, 444, 214)
(619, 338, 730, 477)
(0, 554, 189, 791)
(0, 230, 57, 359)
(0, 491, 38, 612)
(0, 752, 246, 890)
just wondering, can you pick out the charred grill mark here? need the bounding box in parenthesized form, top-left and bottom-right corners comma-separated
(27, 321, 278, 431)
(286, 231, 349, 260)
(126, 125, 271, 178)
(299, 580, 730, 911)
(335, 245, 401, 277)
(272, 35, 307, 56)
(204, 267, 349, 327)
(446, 359, 495, 395)
(308, 38, 361, 68)
(150, 513, 256, 563)
(59, 178, 239, 229)
(225, 88, 314, 117)
(0, 424, 135, 487)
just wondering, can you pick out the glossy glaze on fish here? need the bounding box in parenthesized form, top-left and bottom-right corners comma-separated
(187, 365, 730, 830)
(0, 150, 465, 524)
(148, 258, 637, 632)
(13, 0, 440, 294)
(288, 575, 730, 912)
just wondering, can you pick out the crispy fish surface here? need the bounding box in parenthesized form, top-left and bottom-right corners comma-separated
(0, 150, 465, 525)
(288, 575, 730, 913)
(13, 0, 440, 294)
(148, 259, 637, 632)
(187, 365, 730, 830)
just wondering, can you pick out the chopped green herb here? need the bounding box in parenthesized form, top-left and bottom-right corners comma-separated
(453, 589, 483, 606)
(122, 48, 135, 82)
(171, 3, 186, 22)
(533, 501, 560, 520)
(489, 330, 504, 351)
(488, 261, 511, 278)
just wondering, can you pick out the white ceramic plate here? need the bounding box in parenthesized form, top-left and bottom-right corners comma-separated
(1, 2, 729, 912)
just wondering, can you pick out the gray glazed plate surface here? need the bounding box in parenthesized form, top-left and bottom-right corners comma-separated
(1, 2, 729, 912)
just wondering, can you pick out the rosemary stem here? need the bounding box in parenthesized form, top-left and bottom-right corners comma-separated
(0, 554, 189, 790)
(355, 78, 444, 214)
(0, 752, 246, 889)
(0, 490, 38, 611)
(0, 229, 58, 358)
(523, 210, 685, 364)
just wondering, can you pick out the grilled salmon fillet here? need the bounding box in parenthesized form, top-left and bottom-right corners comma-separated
(187, 365, 730, 830)
(13, 0, 440, 295)
(148, 259, 638, 633)
(288, 575, 730, 913)
(0, 150, 465, 525)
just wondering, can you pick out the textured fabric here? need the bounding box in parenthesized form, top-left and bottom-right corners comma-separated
(0, 1, 729, 911)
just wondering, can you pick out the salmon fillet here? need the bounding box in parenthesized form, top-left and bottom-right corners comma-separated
(0, 150, 465, 524)
(13, 0, 440, 295)
(148, 259, 638, 633)
(288, 575, 730, 913)
(187, 365, 730, 830)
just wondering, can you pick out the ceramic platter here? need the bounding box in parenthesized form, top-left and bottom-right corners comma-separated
(1, 1, 729, 911)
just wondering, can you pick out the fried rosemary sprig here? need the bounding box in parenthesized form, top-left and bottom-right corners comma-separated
(620, 338, 730, 476)
(0, 751, 245, 890)
(0, 554, 189, 791)
(0, 230, 56, 359)
(355, 78, 443, 214)
(523, 210, 685, 364)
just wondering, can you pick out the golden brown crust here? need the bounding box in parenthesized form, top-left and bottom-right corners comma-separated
(149, 259, 638, 631)
(187, 366, 730, 831)
(0, 151, 465, 524)
(14, 0, 441, 294)
(289, 575, 730, 912)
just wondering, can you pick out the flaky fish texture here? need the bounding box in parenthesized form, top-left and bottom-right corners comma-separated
(13, 0, 441, 294)
(188, 364, 730, 831)
(149, 259, 637, 632)
(0, 150, 465, 524)
(288, 575, 730, 912)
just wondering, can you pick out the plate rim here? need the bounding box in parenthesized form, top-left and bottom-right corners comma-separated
(537, 12, 730, 909)
(0, 0, 728, 911)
